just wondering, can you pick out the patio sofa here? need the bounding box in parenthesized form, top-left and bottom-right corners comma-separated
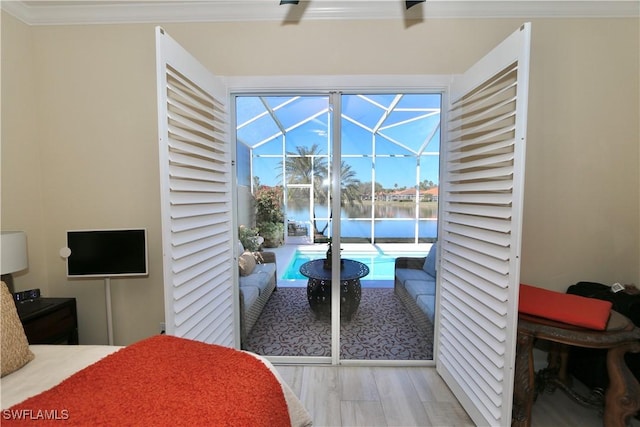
(394, 243, 437, 332)
(238, 248, 277, 346)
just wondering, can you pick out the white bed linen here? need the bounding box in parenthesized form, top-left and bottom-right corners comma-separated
(1, 345, 121, 409)
(1, 345, 312, 427)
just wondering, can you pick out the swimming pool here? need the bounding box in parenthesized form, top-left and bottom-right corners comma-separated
(281, 250, 426, 281)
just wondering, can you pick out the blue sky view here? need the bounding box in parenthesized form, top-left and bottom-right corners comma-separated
(236, 93, 441, 190)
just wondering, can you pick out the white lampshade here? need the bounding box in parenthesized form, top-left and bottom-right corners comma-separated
(1, 231, 28, 275)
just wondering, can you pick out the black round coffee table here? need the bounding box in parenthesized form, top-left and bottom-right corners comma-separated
(299, 258, 369, 320)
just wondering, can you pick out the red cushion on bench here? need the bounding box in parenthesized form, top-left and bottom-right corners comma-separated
(519, 284, 612, 330)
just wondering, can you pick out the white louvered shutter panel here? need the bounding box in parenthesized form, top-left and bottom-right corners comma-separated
(436, 23, 531, 426)
(156, 27, 234, 347)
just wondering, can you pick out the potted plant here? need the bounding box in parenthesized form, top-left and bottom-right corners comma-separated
(258, 222, 284, 248)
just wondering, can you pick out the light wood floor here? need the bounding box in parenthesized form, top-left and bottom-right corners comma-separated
(275, 365, 640, 427)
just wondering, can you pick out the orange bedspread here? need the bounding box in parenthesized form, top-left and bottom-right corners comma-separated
(3, 335, 291, 426)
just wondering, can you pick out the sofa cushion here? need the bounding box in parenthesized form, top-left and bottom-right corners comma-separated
(422, 243, 437, 278)
(239, 263, 276, 295)
(239, 252, 256, 276)
(519, 283, 612, 330)
(239, 286, 259, 313)
(395, 268, 433, 286)
(253, 263, 276, 278)
(417, 294, 436, 322)
(405, 279, 436, 301)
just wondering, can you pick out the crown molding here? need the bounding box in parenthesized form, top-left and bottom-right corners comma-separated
(2, 1, 638, 25)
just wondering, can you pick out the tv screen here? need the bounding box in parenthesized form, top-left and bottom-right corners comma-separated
(66, 229, 148, 278)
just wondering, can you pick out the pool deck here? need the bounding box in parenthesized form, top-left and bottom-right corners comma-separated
(264, 242, 433, 288)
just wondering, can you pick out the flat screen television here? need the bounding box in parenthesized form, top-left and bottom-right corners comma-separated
(66, 229, 148, 278)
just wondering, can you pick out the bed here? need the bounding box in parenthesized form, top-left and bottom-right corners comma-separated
(0, 282, 312, 426)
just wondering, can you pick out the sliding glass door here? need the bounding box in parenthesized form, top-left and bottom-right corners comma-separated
(234, 92, 440, 362)
(338, 93, 440, 360)
(236, 95, 333, 360)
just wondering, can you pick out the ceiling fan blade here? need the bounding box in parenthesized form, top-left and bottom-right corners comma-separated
(406, 0, 425, 9)
(280, 1, 424, 10)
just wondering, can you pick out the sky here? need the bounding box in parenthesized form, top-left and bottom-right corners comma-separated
(237, 93, 441, 189)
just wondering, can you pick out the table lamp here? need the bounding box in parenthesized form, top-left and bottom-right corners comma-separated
(1, 231, 28, 294)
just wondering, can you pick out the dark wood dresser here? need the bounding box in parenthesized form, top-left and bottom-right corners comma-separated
(16, 298, 79, 345)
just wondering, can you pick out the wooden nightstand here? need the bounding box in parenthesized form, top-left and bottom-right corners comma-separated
(16, 297, 78, 345)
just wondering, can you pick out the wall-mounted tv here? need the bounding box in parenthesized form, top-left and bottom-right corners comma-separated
(66, 229, 148, 278)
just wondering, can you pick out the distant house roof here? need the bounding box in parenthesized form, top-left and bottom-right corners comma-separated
(378, 186, 438, 200)
(393, 188, 416, 196)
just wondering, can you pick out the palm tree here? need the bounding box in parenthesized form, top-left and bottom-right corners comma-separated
(284, 144, 362, 237)
(337, 161, 362, 206)
(284, 144, 327, 187)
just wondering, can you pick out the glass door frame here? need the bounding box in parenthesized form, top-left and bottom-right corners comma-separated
(329, 92, 342, 364)
(229, 75, 449, 366)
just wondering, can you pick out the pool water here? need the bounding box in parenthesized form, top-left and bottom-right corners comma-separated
(281, 250, 425, 281)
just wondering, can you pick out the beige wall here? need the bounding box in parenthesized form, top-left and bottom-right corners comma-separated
(1, 12, 48, 290)
(237, 186, 255, 230)
(2, 12, 638, 345)
(522, 19, 639, 288)
(2, 16, 164, 345)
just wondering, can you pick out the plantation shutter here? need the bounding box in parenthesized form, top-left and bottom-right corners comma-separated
(436, 23, 531, 426)
(155, 27, 235, 347)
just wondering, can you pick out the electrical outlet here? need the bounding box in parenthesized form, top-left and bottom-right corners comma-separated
(159, 322, 166, 334)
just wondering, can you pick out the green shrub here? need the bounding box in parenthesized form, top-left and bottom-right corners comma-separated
(255, 186, 284, 225)
(254, 186, 284, 247)
(238, 225, 261, 252)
